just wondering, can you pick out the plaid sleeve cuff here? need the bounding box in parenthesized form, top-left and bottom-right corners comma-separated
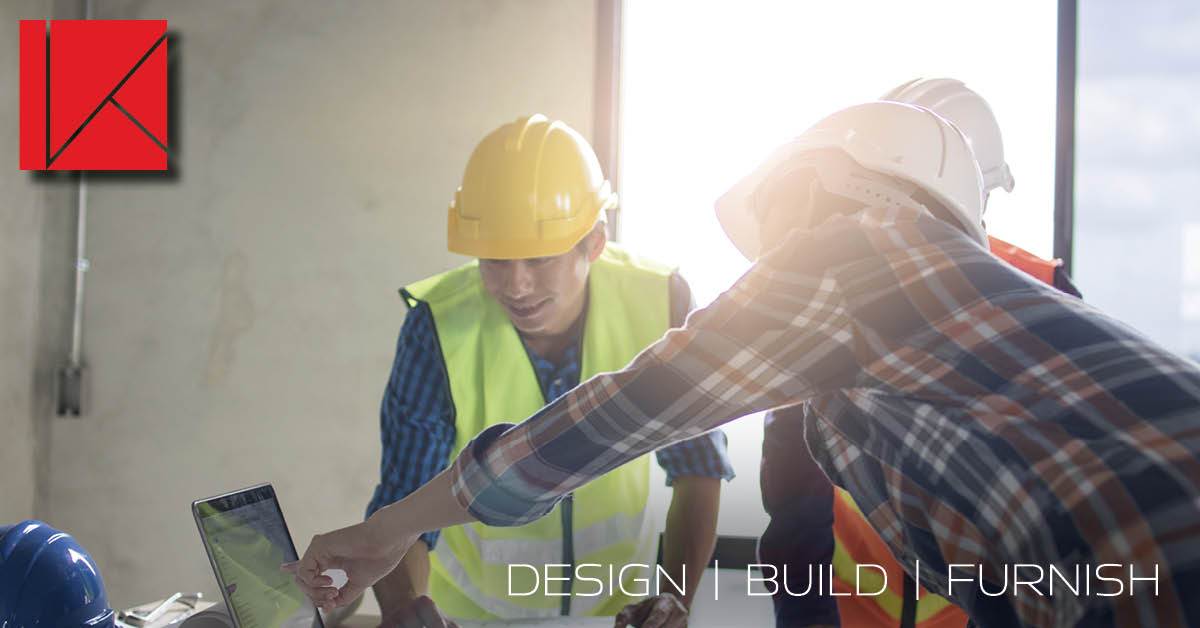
(655, 429, 736, 486)
(450, 423, 564, 527)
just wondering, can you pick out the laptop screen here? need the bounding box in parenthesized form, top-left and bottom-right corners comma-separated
(193, 484, 323, 628)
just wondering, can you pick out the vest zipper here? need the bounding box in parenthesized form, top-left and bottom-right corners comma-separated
(561, 492, 575, 615)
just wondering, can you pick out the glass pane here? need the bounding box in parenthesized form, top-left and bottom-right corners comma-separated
(1075, 0, 1200, 362)
(620, 1, 1059, 537)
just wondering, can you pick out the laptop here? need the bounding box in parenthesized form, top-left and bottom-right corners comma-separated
(192, 483, 325, 628)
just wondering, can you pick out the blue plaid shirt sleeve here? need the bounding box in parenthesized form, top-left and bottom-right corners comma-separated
(654, 272, 736, 485)
(365, 302, 455, 550)
(655, 430, 735, 485)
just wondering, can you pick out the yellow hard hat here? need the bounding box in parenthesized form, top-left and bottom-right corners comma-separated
(448, 114, 616, 259)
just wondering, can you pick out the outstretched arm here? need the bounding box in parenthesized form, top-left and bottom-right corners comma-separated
(450, 241, 859, 528)
(290, 224, 865, 611)
(285, 469, 473, 611)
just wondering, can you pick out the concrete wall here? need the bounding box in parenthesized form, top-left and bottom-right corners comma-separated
(0, 0, 79, 529)
(0, 5, 42, 526)
(9, 0, 598, 609)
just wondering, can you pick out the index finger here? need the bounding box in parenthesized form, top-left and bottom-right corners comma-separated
(290, 547, 336, 602)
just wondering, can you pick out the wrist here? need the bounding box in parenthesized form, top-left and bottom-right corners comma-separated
(658, 562, 692, 607)
(378, 591, 421, 614)
(662, 589, 691, 612)
(365, 507, 418, 557)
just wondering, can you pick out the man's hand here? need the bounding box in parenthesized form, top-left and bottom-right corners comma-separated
(614, 592, 689, 628)
(283, 517, 416, 611)
(285, 469, 476, 612)
(378, 594, 459, 628)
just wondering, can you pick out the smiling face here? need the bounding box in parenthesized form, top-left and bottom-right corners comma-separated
(478, 225, 606, 341)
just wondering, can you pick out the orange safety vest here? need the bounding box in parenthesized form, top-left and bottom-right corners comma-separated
(829, 236, 1065, 628)
(987, 236, 1063, 286)
(830, 488, 967, 628)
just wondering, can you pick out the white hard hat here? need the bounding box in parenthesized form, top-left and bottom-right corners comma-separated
(715, 101, 988, 260)
(882, 78, 1015, 195)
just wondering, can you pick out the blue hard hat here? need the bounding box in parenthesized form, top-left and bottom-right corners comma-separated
(0, 520, 115, 628)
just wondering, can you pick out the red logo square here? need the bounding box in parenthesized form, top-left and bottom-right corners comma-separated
(20, 20, 168, 170)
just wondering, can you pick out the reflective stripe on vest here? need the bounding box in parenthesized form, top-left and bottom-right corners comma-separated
(403, 243, 672, 619)
(831, 489, 966, 628)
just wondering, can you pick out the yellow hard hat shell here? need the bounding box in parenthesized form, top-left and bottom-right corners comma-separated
(448, 114, 616, 259)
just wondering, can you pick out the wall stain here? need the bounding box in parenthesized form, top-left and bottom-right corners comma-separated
(204, 252, 254, 386)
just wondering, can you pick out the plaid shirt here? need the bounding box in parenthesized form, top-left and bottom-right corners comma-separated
(450, 205, 1200, 628)
(367, 272, 735, 550)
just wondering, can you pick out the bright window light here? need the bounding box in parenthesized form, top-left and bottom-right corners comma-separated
(619, 1, 1058, 537)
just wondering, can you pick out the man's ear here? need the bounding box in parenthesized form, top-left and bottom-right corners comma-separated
(584, 222, 607, 263)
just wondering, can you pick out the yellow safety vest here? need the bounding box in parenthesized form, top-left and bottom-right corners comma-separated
(402, 244, 673, 619)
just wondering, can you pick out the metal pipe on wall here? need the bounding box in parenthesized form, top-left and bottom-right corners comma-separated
(56, 0, 93, 416)
(68, 173, 87, 369)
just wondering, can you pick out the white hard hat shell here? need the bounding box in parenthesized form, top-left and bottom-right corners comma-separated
(882, 78, 1014, 194)
(716, 101, 988, 260)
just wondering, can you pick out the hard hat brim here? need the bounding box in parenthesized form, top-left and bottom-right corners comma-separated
(447, 202, 609, 259)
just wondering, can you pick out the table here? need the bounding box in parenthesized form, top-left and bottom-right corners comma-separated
(337, 568, 775, 627)
(340, 618, 613, 628)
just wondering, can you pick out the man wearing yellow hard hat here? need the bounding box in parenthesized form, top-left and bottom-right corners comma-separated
(293, 99, 1200, 628)
(363, 114, 734, 626)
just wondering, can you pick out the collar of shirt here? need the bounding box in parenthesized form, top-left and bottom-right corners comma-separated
(528, 342, 581, 403)
(523, 287, 588, 403)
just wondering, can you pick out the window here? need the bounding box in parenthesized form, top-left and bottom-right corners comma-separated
(1074, 0, 1200, 362)
(619, 1, 1060, 536)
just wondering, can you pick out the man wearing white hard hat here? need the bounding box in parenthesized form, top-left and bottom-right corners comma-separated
(289, 100, 1200, 628)
(757, 79, 1083, 628)
(882, 77, 1079, 295)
